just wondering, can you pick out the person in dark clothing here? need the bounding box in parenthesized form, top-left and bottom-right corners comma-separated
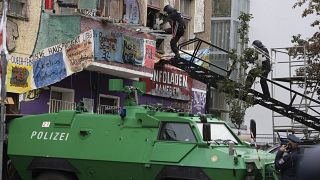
(297, 145, 320, 180)
(275, 134, 302, 180)
(245, 40, 272, 97)
(162, 5, 186, 58)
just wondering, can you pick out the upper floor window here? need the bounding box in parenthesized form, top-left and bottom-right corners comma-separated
(57, 0, 78, 15)
(147, 0, 160, 9)
(212, 0, 231, 17)
(158, 122, 196, 142)
(98, 0, 123, 21)
(0, 0, 28, 19)
(180, 0, 191, 18)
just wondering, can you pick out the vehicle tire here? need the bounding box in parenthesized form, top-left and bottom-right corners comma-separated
(35, 171, 75, 180)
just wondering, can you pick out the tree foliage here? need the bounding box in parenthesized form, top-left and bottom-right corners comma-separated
(219, 12, 256, 129)
(291, 0, 320, 79)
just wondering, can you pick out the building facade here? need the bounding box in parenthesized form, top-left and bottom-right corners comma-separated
(209, 0, 250, 118)
(4, 0, 211, 116)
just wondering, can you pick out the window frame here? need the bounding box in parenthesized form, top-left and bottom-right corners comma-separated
(157, 121, 197, 143)
(98, 0, 123, 20)
(0, 0, 29, 20)
(179, 0, 191, 19)
(49, 86, 75, 102)
(196, 122, 241, 144)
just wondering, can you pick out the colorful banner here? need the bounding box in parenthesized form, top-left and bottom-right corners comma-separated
(144, 39, 156, 69)
(93, 30, 123, 62)
(33, 52, 67, 88)
(6, 58, 33, 93)
(123, 35, 144, 66)
(65, 31, 94, 73)
(142, 66, 192, 100)
(5, 29, 155, 93)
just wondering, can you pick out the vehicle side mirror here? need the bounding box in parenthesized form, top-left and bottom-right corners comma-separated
(250, 119, 256, 140)
(202, 123, 211, 142)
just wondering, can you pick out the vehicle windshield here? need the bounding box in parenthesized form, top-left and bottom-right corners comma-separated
(197, 123, 239, 145)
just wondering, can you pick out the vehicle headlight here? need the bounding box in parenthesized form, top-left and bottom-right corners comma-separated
(246, 162, 255, 173)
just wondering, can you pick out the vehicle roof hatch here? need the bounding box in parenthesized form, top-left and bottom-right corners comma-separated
(54, 110, 76, 127)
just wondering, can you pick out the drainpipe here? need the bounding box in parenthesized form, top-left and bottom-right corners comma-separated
(205, 85, 211, 114)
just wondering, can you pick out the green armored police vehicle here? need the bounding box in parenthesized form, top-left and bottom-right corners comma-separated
(7, 83, 278, 180)
(7, 107, 277, 180)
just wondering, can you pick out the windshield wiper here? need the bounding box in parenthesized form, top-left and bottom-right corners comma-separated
(214, 139, 225, 145)
(223, 139, 238, 145)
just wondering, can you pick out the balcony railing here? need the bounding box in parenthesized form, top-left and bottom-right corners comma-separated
(49, 99, 119, 114)
(97, 105, 119, 115)
(49, 99, 76, 113)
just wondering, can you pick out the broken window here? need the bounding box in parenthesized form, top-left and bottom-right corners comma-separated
(98, 0, 123, 21)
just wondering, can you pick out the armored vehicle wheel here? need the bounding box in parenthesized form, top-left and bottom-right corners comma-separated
(35, 171, 75, 180)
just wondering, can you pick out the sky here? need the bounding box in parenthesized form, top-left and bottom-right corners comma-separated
(245, 0, 318, 140)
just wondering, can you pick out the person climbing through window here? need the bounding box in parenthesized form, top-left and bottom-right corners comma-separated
(162, 5, 186, 58)
(245, 40, 272, 98)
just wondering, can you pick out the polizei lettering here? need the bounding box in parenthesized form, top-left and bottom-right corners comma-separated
(30, 131, 70, 141)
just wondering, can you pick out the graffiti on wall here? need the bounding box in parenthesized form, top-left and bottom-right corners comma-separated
(192, 89, 206, 114)
(123, 0, 140, 24)
(94, 30, 123, 62)
(123, 35, 144, 66)
(77, 8, 97, 17)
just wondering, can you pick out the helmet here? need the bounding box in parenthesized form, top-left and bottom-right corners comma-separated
(163, 5, 175, 13)
(252, 40, 264, 49)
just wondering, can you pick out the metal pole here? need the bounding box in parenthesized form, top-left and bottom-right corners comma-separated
(0, 0, 7, 178)
(0, 51, 7, 180)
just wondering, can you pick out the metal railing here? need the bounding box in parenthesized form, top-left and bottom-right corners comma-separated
(97, 105, 119, 115)
(178, 38, 230, 76)
(49, 99, 76, 113)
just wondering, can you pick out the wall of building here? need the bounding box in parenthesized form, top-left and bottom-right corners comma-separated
(196, 0, 212, 42)
(10, 0, 41, 57)
(20, 70, 179, 115)
(33, 13, 81, 54)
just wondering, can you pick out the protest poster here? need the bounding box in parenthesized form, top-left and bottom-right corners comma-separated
(6, 55, 35, 93)
(65, 30, 94, 72)
(93, 30, 123, 62)
(32, 52, 67, 88)
(123, 35, 144, 66)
